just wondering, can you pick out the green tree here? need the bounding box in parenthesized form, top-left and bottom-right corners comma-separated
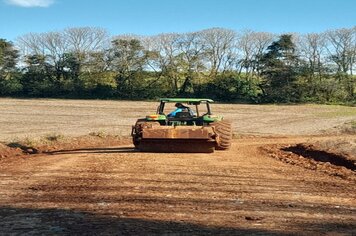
(0, 39, 18, 77)
(110, 38, 149, 98)
(0, 39, 21, 95)
(259, 34, 301, 102)
(21, 54, 55, 96)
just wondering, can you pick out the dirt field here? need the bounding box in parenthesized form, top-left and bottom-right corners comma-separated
(0, 98, 355, 235)
(0, 98, 355, 141)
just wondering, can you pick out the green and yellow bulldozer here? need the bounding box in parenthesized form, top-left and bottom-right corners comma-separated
(131, 98, 232, 153)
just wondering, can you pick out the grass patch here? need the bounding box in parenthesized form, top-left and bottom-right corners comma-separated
(316, 108, 356, 118)
(89, 130, 107, 138)
(7, 137, 38, 147)
(342, 120, 356, 134)
(7, 134, 64, 152)
(232, 133, 241, 139)
(44, 133, 65, 142)
(351, 120, 356, 128)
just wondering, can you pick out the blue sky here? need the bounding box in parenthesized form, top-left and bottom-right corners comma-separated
(0, 0, 355, 41)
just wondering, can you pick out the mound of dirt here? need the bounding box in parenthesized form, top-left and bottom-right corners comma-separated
(283, 144, 355, 171)
(261, 143, 356, 181)
(0, 143, 26, 160)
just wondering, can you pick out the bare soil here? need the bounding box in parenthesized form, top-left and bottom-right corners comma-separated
(0, 136, 355, 235)
(1, 98, 355, 141)
(0, 98, 355, 235)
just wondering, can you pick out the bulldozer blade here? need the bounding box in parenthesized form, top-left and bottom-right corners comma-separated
(142, 126, 214, 140)
(138, 139, 215, 153)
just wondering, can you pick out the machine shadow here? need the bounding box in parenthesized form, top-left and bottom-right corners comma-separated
(47, 147, 137, 155)
(0, 206, 286, 235)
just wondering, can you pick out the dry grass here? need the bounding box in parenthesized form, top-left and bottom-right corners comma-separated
(44, 133, 65, 142)
(1, 98, 356, 141)
(341, 120, 356, 134)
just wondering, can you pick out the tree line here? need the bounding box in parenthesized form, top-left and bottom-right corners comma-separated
(0, 26, 355, 103)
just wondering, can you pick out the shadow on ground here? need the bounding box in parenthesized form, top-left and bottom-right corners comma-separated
(0, 206, 283, 235)
(47, 147, 137, 155)
(282, 144, 355, 171)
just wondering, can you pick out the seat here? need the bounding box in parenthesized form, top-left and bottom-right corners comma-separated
(175, 111, 193, 118)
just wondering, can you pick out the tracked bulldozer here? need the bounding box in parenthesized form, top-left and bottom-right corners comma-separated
(131, 98, 232, 153)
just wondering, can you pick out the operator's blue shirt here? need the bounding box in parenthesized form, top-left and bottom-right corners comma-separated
(167, 108, 184, 117)
(167, 108, 195, 117)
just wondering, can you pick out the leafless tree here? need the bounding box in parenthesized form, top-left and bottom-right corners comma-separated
(17, 31, 69, 81)
(176, 31, 206, 93)
(17, 33, 44, 56)
(325, 28, 356, 98)
(17, 27, 109, 72)
(143, 33, 181, 92)
(200, 28, 237, 77)
(64, 27, 109, 72)
(237, 30, 274, 75)
(17, 31, 67, 66)
(65, 27, 109, 53)
(325, 28, 355, 74)
(298, 32, 327, 79)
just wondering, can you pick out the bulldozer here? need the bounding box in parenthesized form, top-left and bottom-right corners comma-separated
(131, 98, 232, 153)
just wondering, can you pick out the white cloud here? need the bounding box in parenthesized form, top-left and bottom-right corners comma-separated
(5, 0, 55, 7)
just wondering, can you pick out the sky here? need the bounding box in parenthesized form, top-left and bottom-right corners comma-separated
(0, 0, 355, 41)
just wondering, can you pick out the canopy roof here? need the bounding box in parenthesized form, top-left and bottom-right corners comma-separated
(159, 98, 214, 103)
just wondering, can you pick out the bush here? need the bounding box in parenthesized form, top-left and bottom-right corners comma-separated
(0, 76, 23, 95)
(197, 73, 262, 102)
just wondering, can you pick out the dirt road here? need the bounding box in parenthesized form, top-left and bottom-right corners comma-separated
(0, 136, 355, 235)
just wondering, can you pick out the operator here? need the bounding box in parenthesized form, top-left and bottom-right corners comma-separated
(167, 103, 194, 117)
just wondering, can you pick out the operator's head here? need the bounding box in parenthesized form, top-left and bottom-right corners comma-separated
(175, 103, 184, 108)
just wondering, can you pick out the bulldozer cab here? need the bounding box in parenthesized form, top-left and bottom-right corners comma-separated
(157, 98, 213, 117)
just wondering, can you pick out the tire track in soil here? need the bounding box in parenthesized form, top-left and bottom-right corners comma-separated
(0, 137, 355, 235)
